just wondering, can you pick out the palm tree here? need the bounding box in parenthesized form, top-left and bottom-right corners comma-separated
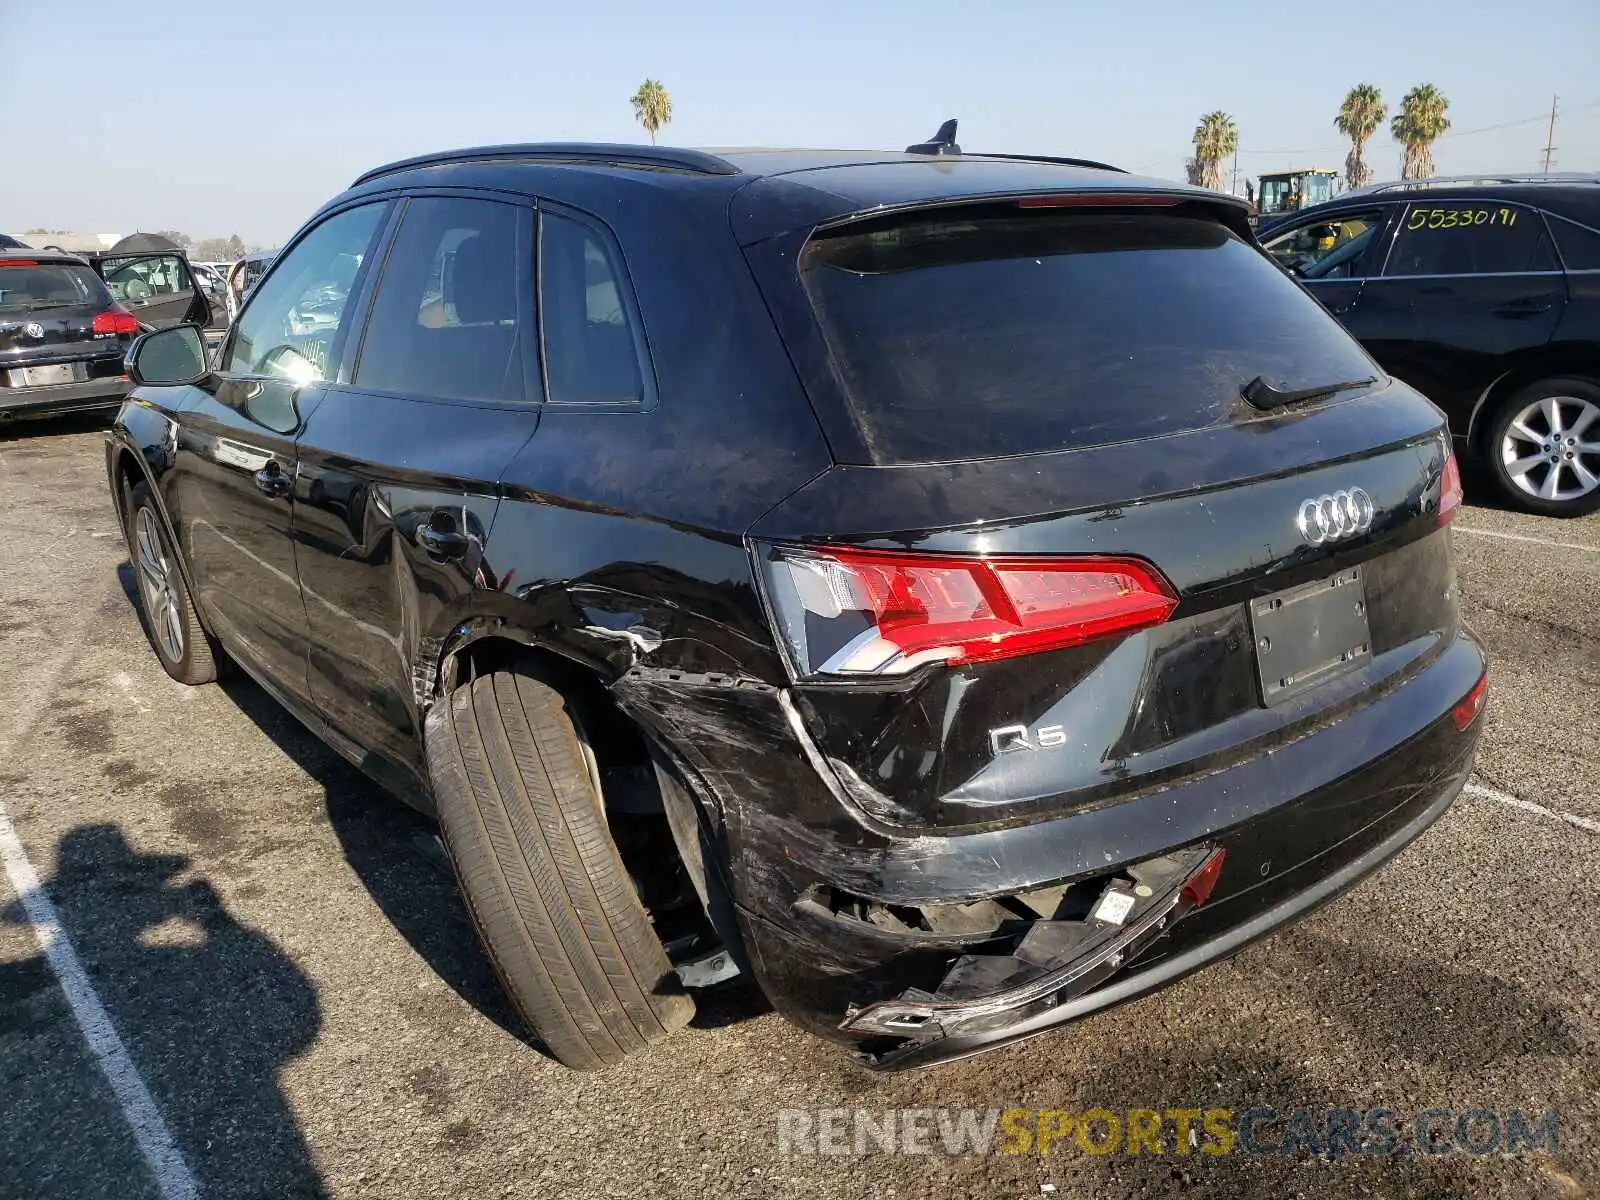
(1391, 84, 1451, 180)
(630, 79, 673, 144)
(1191, 111, 1238, 193)
(1335, 84, 1386, 190)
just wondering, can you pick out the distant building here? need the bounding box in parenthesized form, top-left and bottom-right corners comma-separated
(23, 232, 125, 253)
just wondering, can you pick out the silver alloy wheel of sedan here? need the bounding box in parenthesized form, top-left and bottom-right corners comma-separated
(135, 506, 185, 663)
(1499, 394, 1600, 503)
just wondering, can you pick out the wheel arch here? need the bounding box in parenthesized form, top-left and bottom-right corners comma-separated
(1465, 352, 1600, 453)
(427, 625, 748, 968)
(108, 431, 207, 614)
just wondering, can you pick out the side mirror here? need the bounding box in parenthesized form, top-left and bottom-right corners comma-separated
(125, 323, 209, 386)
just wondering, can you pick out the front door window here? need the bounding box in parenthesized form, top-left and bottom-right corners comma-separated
(225, 205, 387, 385)
(1263, 212, 1385, 280)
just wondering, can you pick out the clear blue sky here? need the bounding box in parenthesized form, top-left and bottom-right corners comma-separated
(2, 0, 1596, 246)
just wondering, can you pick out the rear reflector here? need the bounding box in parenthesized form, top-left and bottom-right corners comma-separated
(758, 545, 1178, 680)
(1438, 452, 1463, 525)
(1450, 673, 1487, 731)
(1180, 849, 1227, 908)
(91, 310, 139, 335)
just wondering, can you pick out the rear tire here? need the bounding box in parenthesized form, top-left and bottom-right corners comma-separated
(428, 666, 694, 1070)
(126, 482, 219, 685)
(1485, 378, 1600, 517)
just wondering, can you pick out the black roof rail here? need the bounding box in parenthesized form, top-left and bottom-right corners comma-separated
(351, 142, 744, 187)
(1352, 171, 1600, 196)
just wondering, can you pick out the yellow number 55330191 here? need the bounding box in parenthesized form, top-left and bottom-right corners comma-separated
(1407, 207, 1516, 231)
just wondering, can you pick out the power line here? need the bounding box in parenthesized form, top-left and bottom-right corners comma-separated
(1540, 95, 1559, 172)
(1231, 98, 1600, 158)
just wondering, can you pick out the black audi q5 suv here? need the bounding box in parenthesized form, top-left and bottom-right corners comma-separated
(106, 129, 1486, 1070)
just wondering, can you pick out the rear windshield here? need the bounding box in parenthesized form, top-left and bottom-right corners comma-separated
(799, 208, 1380, 463)
(0, 262, 110, 312)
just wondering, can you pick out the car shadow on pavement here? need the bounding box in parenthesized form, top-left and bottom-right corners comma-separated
(214, 674, 536, 1052)
(0, 412, 115, 443)
(0, 824, 326, 1198)
(211, 668, 778, 1048)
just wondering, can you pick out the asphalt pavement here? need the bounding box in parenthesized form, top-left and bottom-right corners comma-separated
(0, 415, 1595, 1200)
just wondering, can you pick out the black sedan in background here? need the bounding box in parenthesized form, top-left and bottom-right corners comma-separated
(1261, 175, 1600, 516)
(0, 249, 140, 421)
(106, 137, 1485, 1072)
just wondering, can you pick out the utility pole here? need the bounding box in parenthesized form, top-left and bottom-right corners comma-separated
(1231, 147, 1240, 196)
(1540, 95, 1559, 173)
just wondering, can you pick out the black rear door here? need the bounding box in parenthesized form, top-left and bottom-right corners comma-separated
(292, 194, 538, 799)
(1351, 200, 1566, 429)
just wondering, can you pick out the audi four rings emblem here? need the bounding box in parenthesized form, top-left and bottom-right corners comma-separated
(1296, 488, 1376, 545)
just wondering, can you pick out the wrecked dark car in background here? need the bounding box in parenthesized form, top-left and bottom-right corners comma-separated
(107, 129, 1486, 1072)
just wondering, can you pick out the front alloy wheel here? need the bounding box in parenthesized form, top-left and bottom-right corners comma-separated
(125, 481, 218, 685)
(1491, 380, 1600, 516)
(135, 506, 185, 663)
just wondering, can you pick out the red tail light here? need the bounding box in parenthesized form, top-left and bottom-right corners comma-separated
(758, 545, 1178, 680)
(91, 310, 140, 335)
(1450, 673, 1487, 731)
(1438, 452, 1463, 525)
(0, 259, 39, 268)
(1181, 849, 1227, 908)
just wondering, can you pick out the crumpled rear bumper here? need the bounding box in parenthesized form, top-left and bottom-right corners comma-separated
(730, 632, 1484, 1069)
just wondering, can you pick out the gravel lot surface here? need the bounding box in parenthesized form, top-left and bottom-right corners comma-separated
(1, 416, 1595, 1199)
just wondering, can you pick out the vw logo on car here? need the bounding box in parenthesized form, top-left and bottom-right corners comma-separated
(1296, 487, 1376, 545)
(23, 322, 45, 340)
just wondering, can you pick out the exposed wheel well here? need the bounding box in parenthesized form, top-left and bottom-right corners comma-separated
(435, 635, 736, 963)
(111, 447, 144, 535)
(439, 637, 650, 774)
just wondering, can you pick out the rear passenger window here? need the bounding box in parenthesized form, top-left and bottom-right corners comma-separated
(539, 211, 645, 405)
(1385, 204, 1556, 277)
(1548, 216, 1600, 270)
(355, 197, 528, 403)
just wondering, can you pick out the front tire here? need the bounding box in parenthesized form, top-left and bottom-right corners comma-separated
(428, 666, 694, 1070)
(126, 482, 218, 684)
(1486, 378, 1600, 517)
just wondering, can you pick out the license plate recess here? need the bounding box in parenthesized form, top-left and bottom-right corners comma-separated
(1250, 567, 1371, 705)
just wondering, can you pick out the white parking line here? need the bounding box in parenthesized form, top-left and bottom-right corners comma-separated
(1453, 526, 1600, 554)
(0, 803, 200, 1200)
(1464, 780, 1600, 836)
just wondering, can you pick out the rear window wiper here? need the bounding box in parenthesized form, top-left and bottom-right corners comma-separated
(1242, 374, 1375, 411)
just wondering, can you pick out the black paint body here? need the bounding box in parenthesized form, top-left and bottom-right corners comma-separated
(105, 147, 1485, 1064)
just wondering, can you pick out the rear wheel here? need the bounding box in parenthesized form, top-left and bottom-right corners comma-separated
(1486, 378, 1600, 517)
(127, 482, 218, 684)
(428, 666, 694, 1070)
